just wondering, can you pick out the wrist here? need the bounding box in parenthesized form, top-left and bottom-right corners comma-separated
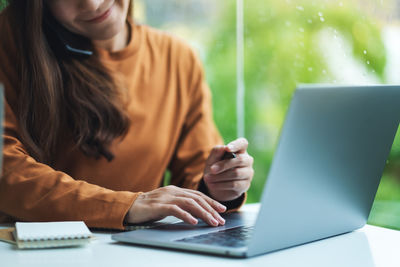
(124, 192, 144, 224)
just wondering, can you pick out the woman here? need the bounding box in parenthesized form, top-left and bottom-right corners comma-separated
(0, 0, 254, 230)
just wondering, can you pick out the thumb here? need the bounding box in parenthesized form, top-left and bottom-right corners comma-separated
(205, 145, 227, 167)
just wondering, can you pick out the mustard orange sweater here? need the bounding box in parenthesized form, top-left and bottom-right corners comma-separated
(0, 17, 228, 229)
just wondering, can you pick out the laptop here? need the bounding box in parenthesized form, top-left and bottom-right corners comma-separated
(112, 84, 400, 258)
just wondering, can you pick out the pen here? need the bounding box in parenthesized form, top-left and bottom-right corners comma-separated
(222, 151, 237, 160)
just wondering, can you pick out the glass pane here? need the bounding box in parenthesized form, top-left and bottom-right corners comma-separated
(237, 0, 400, 226)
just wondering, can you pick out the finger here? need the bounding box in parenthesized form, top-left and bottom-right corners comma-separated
(182, 192, 225, 225)
(226, 137, 249, 153)
(205, 167, 250, 182)
(210, 154, 254, 174)
(160, 204, 199, 225)
(205, 145, 226, 167)
(174, 197, 221, 226)
(166, 186, 226, 213)
(182, 188, 227, 213)
(206, 180, 250, 193)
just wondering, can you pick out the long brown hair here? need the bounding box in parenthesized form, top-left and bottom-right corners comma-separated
(3, 0, 132, 164)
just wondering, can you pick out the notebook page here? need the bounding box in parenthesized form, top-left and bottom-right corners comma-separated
(15, 221, 92, 241)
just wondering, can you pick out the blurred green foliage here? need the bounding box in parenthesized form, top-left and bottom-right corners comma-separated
(205, 0, 392, 203)
(0, 0, 6, 11)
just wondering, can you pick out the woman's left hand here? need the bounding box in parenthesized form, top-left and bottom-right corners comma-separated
(203, 138, 254, 202)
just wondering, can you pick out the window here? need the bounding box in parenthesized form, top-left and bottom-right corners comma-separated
(139, 0, 400, 228)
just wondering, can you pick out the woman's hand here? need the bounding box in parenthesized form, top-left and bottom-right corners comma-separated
(126, 185, 227, 226)
(203, 138, 254, 202)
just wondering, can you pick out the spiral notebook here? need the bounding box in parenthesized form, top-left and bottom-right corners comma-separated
(0, 221, 92, 249)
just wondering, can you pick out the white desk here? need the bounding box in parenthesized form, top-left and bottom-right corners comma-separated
(1, 204, 399, 267)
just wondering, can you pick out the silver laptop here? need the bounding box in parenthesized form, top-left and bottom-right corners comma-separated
(112, 85, 400, 258)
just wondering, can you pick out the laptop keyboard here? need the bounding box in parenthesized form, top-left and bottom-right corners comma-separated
(175, 226, 254, 248)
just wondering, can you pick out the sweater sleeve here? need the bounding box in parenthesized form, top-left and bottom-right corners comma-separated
(167, 47, 245, 210)
(168, 48, 223, 190)
(0, 95, 139, 229)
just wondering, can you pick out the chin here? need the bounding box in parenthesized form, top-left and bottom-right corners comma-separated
(81, 15, 125, 41)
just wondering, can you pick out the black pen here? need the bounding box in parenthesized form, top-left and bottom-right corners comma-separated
(222, 151, 237, 160)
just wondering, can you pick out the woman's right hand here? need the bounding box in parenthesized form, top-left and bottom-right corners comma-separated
(125, 185, 227, 226)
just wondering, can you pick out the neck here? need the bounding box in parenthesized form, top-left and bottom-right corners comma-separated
(93, 21, 130, 52)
